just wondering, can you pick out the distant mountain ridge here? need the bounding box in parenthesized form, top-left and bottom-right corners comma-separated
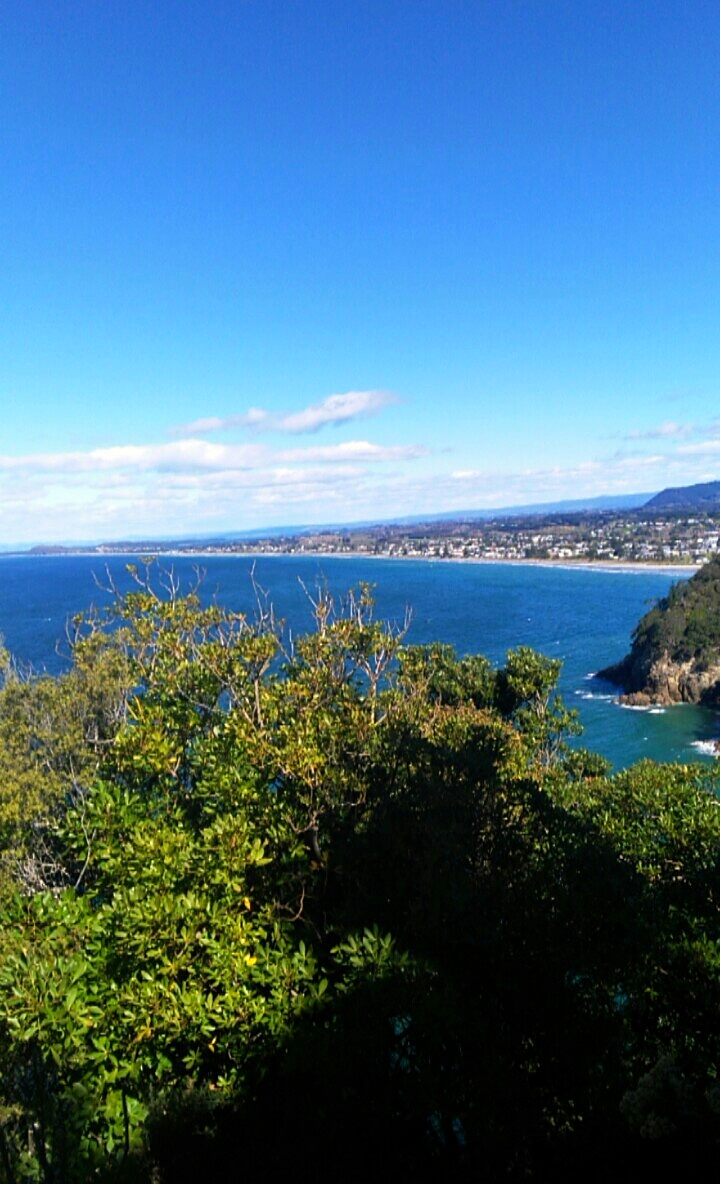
(644, 480, 720, 512)
(375, 492, 651, 526)
(17, 493, 655, 552)
(12, 480, 720, 553)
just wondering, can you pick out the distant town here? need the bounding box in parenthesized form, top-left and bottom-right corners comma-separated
(29, 508, 720, 567)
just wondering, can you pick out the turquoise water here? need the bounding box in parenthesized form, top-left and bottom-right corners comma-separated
(0, 553, 717, 770)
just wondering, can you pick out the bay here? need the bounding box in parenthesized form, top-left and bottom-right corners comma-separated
(0, 553, 717, 771)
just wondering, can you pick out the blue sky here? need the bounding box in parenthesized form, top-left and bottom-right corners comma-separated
(3, 0, 720, 544)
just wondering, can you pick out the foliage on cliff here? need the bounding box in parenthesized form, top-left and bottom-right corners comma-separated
(1, 570, 720, 1181)
(632, 554, 720, 666)
(599, 554, 720, 703)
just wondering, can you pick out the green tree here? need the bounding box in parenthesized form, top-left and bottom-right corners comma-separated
(1, 573, 720, 1180)
(0, 630, 130, 897)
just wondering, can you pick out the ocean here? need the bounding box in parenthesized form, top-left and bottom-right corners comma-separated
(0, 552, 717, 771)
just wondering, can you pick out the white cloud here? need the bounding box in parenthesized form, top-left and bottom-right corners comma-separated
(0, 426, 429, 544)
(172, 390, 399, 437)
(278, 390, 399, 433)
(0, 437, 424, 477)
(623, 415, 720, 444)
(0, 440, 268, 474)
(277, 441, 426, 463)
(677, 440, 720, 456)
(624, 420, 694, 441)
(4, 405, 720, 547)
(173, 408, 272, 435)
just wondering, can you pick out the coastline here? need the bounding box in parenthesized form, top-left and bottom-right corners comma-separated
(3, 549, 700, 577)
(2, 548, 715, 766)
(154, 550, 700, 577)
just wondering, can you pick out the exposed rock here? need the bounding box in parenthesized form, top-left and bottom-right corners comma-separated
(601, 653, 720, 707)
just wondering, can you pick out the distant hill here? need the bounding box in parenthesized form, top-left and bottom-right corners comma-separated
(373, 492, 652, 527)
(599, 553, 720, 707)
(17, 492, 656, 552)
(179, 494, 654, 539)
(644, 480, 720, 512)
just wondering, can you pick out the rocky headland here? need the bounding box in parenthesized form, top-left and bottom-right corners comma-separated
(599, 553, 720, 708)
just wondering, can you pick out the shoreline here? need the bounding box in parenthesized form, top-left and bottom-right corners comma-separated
(148, 551, 701, 576)
(2, 549, 700, 576)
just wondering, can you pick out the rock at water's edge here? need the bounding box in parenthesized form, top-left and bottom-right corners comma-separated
(599, 650, 720, 707)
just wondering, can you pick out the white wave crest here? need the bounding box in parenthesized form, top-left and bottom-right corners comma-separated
(690, 740, 719, 758)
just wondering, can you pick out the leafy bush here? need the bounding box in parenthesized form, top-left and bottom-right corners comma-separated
(1, 572, 719, 1180)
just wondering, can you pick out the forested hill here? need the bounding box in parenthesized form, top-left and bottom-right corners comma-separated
(600, 553, 720, 705)
(644, 479, 720, 512)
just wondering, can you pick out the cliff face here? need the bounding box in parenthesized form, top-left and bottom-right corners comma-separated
(601, 651, 720, 707)
(599, 554, 720, 707)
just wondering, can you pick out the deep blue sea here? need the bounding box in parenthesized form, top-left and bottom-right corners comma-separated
(1, 553, 718, 771)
